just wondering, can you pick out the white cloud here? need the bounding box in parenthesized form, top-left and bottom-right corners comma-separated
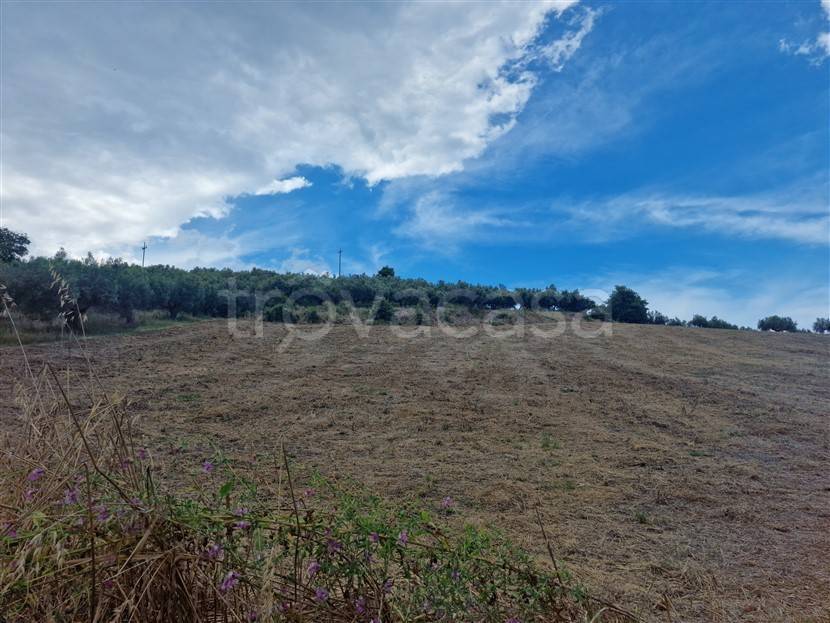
(394, 191, 514, 248)
(566, 184, 830, 245)
(539, 7, 599, 71)
(779, 0, 830, 64)
(276, 248, 332, 276)
(0, 1, 590, 258)
(254, 176, 311, 196)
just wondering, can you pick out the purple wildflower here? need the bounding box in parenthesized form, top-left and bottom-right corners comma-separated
(303, 488, 315, 498)
(24, 488, 36, 502)
(314, 587, 329, 603)
(96, 505, 110, 522)
(102, 578, 114, 590)
(27, 467, 45, 482)
(326, 538, 342, 554)
(219, 570, 240, 593)
(355, 596, 367, 615)
(136, 448, 148, 460)
(397, 530, 408, 546)
(206, 543, 223, 560)
(202, 460, 214, 474)
(451, 569, 461, 582)
(369, 531, 380, 544)
(247, 612, 258, 622)
(63, 488, 80, 505)
(506, 618, 521, 623)
(2, 522, 17, 538)
(383, 579, 394, 594)
(441, 496, 454, 509)
(234, 520, 251, 531)
(233, 507, 249, 517)
(307, 560, 320, 577)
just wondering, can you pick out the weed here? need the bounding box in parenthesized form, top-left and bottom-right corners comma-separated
(542, 433, 561, 451)
(176, 392, 201, 403)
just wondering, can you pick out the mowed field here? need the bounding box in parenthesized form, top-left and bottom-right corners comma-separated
(1, 319, 828, 622)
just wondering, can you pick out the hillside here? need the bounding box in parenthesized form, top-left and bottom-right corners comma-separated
(1, 320, 828, 622)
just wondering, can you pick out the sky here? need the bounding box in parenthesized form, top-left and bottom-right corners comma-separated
(1, 0, 828, 328)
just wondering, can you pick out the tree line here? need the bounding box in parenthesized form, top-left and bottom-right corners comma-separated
(1, 227, 826, 333)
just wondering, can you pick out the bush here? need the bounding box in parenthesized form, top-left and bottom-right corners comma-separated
(757, 315, 797, 332)
(373, 298, 395, 323)
(587, 307, 608, 321)
(813, 317, 830, 333)
(648, 310, 668, 325)
(689, 315, 738, 330)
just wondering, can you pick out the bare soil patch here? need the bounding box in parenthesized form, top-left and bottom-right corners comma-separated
(2, 320, 828, 622)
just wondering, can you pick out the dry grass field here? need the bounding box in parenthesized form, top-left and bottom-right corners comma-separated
(1, 319, 828, 622)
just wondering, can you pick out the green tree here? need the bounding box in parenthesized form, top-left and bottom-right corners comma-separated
(377, 266, 395, 278)
(607, 285, 649, 324)
(706, 316, 739, 330)
(0, 227, 30, 263)
(0, 257, 55, 319)
(757, 315, 797, 332)
(556, 289, 595, 312)
(105, 261, 150, 324)
(689, 314, 709, 328)
(648, 310, 668, 325)
(812, 317, 830, 333)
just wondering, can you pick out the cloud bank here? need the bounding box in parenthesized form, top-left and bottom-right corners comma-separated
(1, 1, 586, 258)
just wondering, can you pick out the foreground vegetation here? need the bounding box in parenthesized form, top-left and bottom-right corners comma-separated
(0, 291, 635, 622)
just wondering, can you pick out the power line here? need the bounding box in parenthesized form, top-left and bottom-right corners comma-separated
(338, 248, 342, 278)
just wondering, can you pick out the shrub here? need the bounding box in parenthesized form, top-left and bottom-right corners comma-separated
(813, 317, 830, 333)
(555, 290, 595, 313)
(648, 310, 668, 325)
(706, 316, 738, 330)
(373, 298, 395, 323)
(757, 315, 797, 332)
(690, 315, 738, 330)
(490, 311, 515, 326)
(586, 306, 608, 321)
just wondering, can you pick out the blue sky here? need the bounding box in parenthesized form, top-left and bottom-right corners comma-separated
(2, 1, 828, 327)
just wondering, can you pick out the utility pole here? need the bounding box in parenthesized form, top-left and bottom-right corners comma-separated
(338, 248, 342, 278)
(141, 241, 147, 268)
